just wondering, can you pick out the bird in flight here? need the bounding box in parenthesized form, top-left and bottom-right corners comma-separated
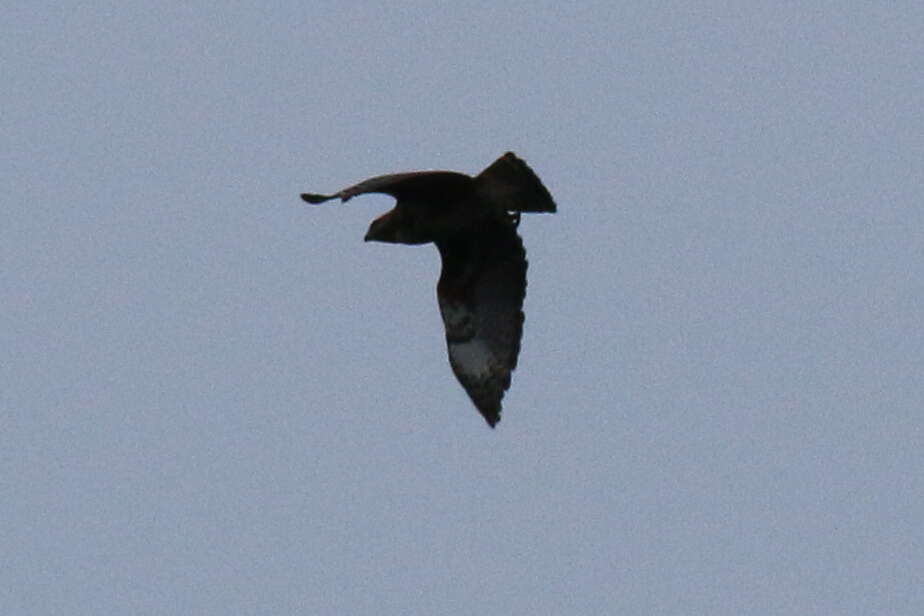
(301, 152, 556, 427)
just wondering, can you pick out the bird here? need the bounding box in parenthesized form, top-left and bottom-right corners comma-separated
(301, 152, 556, 427)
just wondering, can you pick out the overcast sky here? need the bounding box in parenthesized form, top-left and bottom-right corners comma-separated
(4, 2, 924, 614)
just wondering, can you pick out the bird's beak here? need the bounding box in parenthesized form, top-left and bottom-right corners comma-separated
(363, 219, 377, 242)
(364, 213, 389, 243)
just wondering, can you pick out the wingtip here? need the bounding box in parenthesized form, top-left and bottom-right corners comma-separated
(482, 407, 501, 428)
(300, 192, 335, 204)
(473, 400, 501, 428)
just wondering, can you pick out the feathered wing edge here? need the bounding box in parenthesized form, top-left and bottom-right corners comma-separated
(301, 171, 473, 205)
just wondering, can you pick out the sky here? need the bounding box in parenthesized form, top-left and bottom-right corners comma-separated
(3, 2, 924, 614)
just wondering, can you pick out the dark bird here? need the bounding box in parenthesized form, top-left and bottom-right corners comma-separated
(301, 152, 556, 427)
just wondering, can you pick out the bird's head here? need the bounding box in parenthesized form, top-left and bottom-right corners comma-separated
(364, 208, 429, 245)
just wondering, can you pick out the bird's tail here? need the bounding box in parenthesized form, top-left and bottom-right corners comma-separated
(475, 152, 557, 214)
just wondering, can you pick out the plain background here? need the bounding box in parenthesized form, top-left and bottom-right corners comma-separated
(4, 2, 923, 614)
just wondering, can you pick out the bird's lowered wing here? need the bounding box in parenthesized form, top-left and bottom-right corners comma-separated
(435, 223, 527, 427)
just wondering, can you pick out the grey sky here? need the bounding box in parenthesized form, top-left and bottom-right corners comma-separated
(4, 2, 923, 614)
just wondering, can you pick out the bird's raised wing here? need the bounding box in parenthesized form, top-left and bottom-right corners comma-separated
(435, 223, 527, 427)
(301, 171, 472, 204)
(474, 152, 557, 213)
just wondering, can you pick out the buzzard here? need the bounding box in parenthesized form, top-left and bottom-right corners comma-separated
(301, 152, 556, 427)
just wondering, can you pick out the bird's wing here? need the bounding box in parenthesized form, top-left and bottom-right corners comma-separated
(302, 171, 472, 204)
(474, 152, 557, 213)
(435, 223, 527, 427)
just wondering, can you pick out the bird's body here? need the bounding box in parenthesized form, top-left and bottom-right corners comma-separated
(301, 152, 555, 427)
